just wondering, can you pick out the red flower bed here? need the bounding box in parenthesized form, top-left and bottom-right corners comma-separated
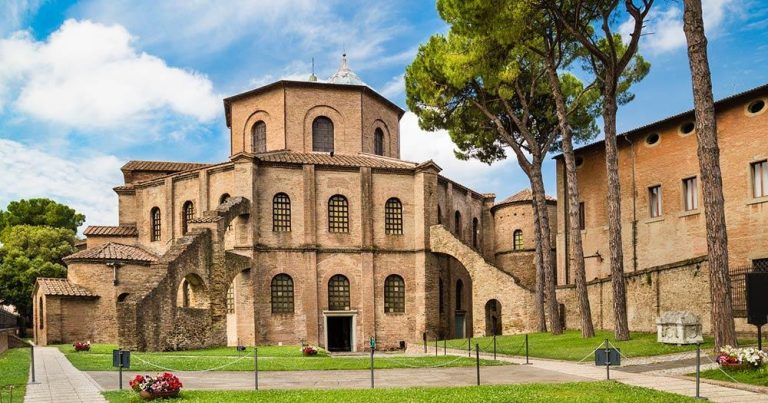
(72, 341, 90, 352)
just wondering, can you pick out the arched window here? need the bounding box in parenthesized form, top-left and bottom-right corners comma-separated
(182, 279, 190, 307)
(455, 279, 463, 310)
(374, 128, 384, 155)
(328, 274, 350, 310)
(219, 193, 231, 205)
(312, 116, 334, 152)
(150, 207, 161, 241)
(438, 279, 444, 314)
(437, 205, 442, 224)
(328, 195, 349, 233)
(472, 217, 479, 248)
(182, 201, 194, 234)
(252, 121, 267, 153)
(513, 230, 523, 250)
(273, 193, 291, 232)
(385, 197, 403, 235)
(454, 210, 462, 236)
(384, 274, 405, 313)
(271, 274, 294, 313)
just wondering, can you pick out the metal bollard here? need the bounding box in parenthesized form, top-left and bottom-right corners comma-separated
(493, 333, 497, 361)
(435, 337, 438, 356)
(370, 348, 375, 389)
(444, 339, 447, 356)
(475, 343, 480, 385)
(523, 334, 531, 365)
(695, 343, 704, 400)
(118, 350, 123, 390)
(254, 347, 259, 391)
(468, 336, 471, 357)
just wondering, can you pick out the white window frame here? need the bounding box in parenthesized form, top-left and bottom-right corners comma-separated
(649, 185, 662, 218)
(683, 177, 698, 211)
(752, 160, 768, 198)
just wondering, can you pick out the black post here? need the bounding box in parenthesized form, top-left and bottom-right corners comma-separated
(758, 325, 763, 352)
(370, 348, 375, 389)
(444, 338, 447, 356)
(475, 343, 480, 385)
(423, 332, 427, 354)
(695, 343, 701, 399)
(118, 350, 123, 390)
(435, 337, 438, 356)
(254, 347, 259, 391)
(30, 344, 36, 384)
(468, 336, 471, 357)
(605, 339, 610, 381)
(493, 333, 497, 361)
(524, 334, 530, 365)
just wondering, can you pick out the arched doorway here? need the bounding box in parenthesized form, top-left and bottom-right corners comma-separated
(176, 273, 209, 309)
(485, 299, 502, 336)
(226, 269, 254, 346)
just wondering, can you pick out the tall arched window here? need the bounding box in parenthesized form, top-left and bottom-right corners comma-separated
(219, 193, 231, 205)
(454, 210, 462, 236)
(385, 197, 403, 235)
(271, 274, 294, 313)
(513, 229, 523, 250)
(384, 274, 405, 313)
(472, 217, 479, 248)
(226, 283, 235, 314)
(182, 201, 194, 234)
(328, 274, 350, 310)
(328, 195, 349, 233)
(272, 193, 291, 232)
(437, 205, 442, 224)
(312, 116, 334, 152)
(456, 279, 464, 310)
(252, 121, 267, 153)
(374, 128, 384, 155)
(150, 207, 161, 241)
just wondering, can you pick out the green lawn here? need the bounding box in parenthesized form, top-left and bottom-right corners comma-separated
(0, 347, 30, 399)
(103, 382, 693, 402)
(56, 344, 501, 372)
(697, 365, 768, 387)
(445, 330, 718, 361)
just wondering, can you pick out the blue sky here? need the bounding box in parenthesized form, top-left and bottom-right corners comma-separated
(0, 0, 767, 229)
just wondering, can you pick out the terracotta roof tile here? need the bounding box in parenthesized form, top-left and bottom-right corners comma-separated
(84, 225, 138, 237)
(495, 189, 555, 206)
(64, 242, 158, 264)
(257, 151, 418, 170)
(121, 160, 210, 172)
(37, 278, 97, 297)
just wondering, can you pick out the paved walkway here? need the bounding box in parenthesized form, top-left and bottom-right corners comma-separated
(24, 347, 105, 403)
(89, 363, 587, 390)
(450, 349, 768, 403)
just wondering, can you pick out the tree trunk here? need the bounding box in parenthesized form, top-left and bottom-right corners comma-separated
(602, 82, 630, 341)
(544, 61, 595, 338)
(682, 0, 737, 349)
(532, 203, 548, 333)
(531, 162, 562, 334)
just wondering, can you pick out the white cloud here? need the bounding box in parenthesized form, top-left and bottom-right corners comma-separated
(0, 19, 220, 130)
(620, 0, 737, 54)
(399, 112, 520, 194)
(0, 138, 123, 230)
(379, 75, 405, 99)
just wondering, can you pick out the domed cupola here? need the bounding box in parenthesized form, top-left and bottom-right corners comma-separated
(328, 54, 365, 85)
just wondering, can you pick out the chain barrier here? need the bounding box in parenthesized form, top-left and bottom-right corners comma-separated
(131, 353, 251, 373)
(576, 341, 607, 363)
(702, 354, 746, 385)
(607, 341, 633, 361)
(381, 354, 470, 369)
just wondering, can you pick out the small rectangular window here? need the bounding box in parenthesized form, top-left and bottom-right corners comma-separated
(683, 177, 698, 211)
(578, 202, 586, 230)
(752, 160, 768, 198)
(649, 185, 662, 218)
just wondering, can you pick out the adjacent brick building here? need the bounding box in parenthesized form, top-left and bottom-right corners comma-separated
(32, 56, 541, 351)
(555, 84, 768, 334)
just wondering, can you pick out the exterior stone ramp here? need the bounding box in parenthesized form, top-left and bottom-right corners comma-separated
(429, 225, 536, 335)
(25, 346, 106, 403)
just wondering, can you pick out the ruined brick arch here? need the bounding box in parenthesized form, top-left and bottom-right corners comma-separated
(176, 273, 210, 309)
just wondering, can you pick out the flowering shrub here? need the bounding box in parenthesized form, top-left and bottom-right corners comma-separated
(301, 345, 318, 356)
(129, 373, 183, 394)
(72, 341, 91, 352)
(717, 345, 767, 369)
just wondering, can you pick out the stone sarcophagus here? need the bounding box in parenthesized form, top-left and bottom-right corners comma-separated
(656, 311, 704, 345)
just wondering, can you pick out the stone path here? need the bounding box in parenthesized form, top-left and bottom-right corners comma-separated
(24, 346, 106, 403)
(88, 363, 588, 390)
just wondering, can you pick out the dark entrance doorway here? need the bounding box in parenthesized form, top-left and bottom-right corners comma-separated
(327, 316, 352, 352)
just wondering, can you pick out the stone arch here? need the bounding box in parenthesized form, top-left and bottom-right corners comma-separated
(302, 105, 345, 153)
(241, 110, 272, 152)
(225, 267, 255, 346)
(176, 273, 210, 309)
(485, 299, 502, 336)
